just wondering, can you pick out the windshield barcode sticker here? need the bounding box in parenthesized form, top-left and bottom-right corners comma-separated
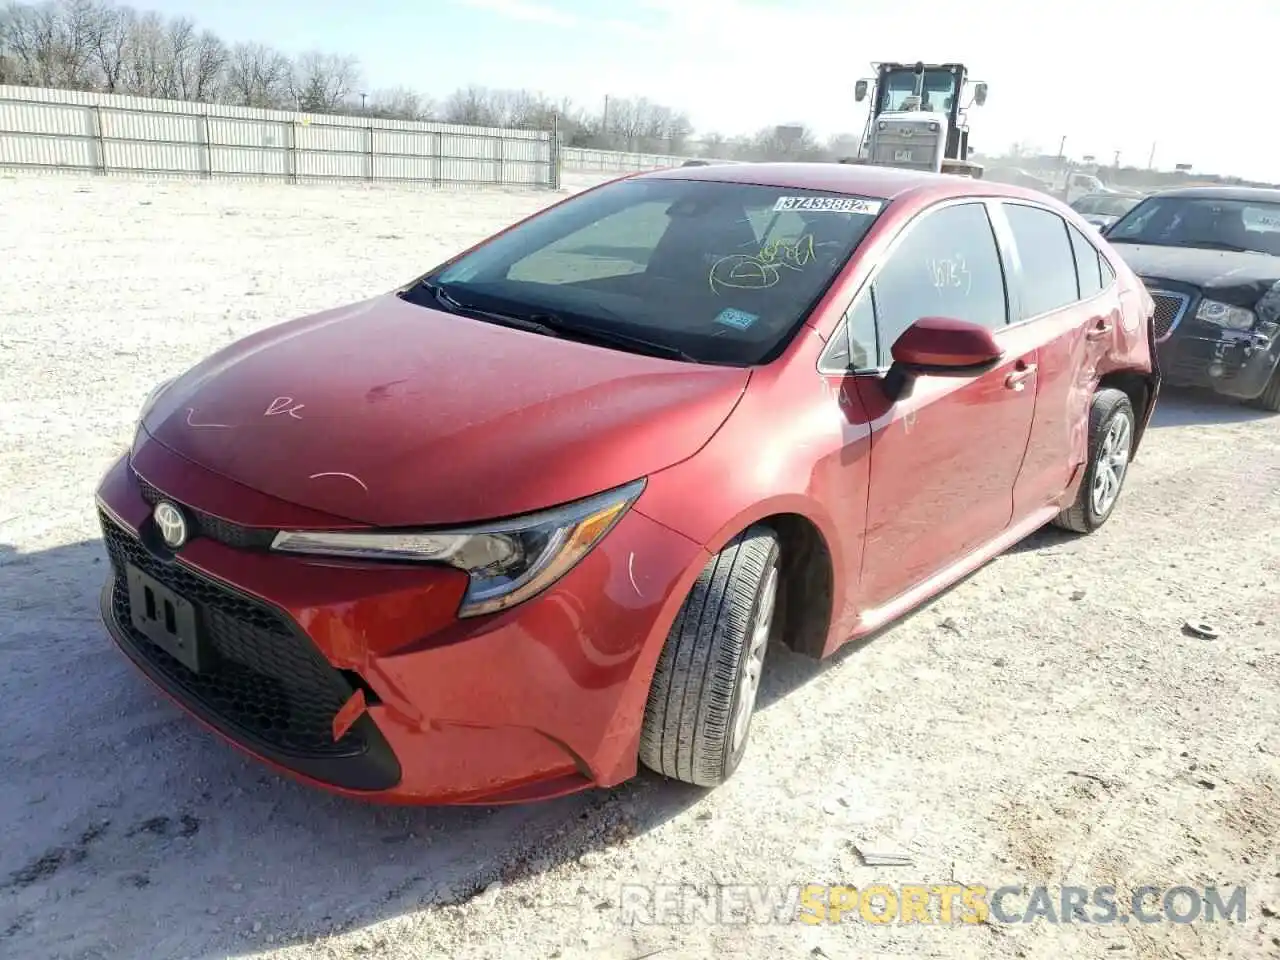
(774, 196, 884, 214)
(714, 307, 759, 330)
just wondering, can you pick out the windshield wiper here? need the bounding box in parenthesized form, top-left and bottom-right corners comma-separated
(416, 282, 700, 362)
(516, 310, 702, 363)
(1191, 240, 1252, 253)
(418, 280, 563, 336)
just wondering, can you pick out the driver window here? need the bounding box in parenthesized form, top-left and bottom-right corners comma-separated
(869, 202, 1009, 357)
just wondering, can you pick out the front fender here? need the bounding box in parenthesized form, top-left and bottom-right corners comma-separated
(631, 357, 871, 655)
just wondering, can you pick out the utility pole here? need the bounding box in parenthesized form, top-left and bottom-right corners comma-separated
(602, 94, 609, 132)
(1113, 149, 1121, 169)
(1057, 135, 1066, 160)
(360, 92, 367, 112)
(1147, 141, 1156, 169)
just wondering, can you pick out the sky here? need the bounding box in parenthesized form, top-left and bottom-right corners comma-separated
(141, 0, 1278, 182)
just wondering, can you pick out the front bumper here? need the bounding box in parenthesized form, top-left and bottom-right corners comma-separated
(95, 445, 707, 805)
(1157, 330, 1280, 399)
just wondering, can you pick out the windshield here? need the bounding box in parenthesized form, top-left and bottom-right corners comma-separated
(878, 68, 959, 114)
(1073, 195, 1139, 217)
(1107, 195, 1280, 255)
(409, 178, 886, 365)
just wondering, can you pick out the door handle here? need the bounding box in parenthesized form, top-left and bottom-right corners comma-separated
(1005, 363, 1037, 391)
(1086, 319, 1113, 341)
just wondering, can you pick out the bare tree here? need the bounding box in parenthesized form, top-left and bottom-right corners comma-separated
(442, 84, 499, 126)
(187, 28, 224, 102)
(1, 1, 64, 86)
(286, 50, 359, 113)
(224, 40, 289, 108)
(56, 0, 99, 86)
(367, 85, 434, 121)
(84, 0, 133, 92)
(163, 14, 195, 98)
(118, 9, 164, 96)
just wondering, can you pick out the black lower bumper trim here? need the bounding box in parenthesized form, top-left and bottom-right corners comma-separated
(99, 579, 401, 794)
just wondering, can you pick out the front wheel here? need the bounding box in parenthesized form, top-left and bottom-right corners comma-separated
(638, 526, 780, 788)
(1052, 388, 1135, 534)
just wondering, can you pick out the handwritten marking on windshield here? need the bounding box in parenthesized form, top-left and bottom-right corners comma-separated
(709, 234, 817, 292)
(308, 471, 369, 492)
(185, 408, 232, 429)
(265, 396, 305, 419)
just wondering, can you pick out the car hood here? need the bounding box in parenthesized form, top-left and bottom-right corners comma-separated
(142, 294, 751, 527)
(1110, 242, 1280, 310)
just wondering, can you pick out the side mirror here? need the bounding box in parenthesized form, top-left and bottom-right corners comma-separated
(973, 82, 988, 106)
(883, 316, 1003, 400)
(854, 80, 868, 102)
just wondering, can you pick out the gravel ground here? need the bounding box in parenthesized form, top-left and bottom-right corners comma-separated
(1, 171, 1278, 960)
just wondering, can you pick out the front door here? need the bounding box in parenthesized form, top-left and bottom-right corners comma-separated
(845, 200, 1038, 613)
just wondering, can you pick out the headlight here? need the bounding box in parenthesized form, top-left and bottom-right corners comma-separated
(1196, 300, 1255, 330)
(271, 478, 645, 618)
(139, 378, 174, 421)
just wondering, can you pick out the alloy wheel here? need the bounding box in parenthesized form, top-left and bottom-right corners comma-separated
(730, 564, 778, 754)
(1091, 411, 1133, 517)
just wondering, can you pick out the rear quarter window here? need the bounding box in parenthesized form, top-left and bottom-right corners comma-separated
(1003, 203, 1080, 318)
(1066, 222, 1105, 298)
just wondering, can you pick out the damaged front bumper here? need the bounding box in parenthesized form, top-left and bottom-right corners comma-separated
(1158, 325, 1280, 400)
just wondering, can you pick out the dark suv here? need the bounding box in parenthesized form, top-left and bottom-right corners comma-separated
(1102, 185, 1280, 411)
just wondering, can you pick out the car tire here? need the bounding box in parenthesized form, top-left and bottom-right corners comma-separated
(1052, 388, 1135, 534)
(1246, 366, 1280, 412)
(638, 525, 780, 788)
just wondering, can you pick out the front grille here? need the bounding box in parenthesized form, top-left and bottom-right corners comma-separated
(135, 473, 275, 550)
(1148, 289, 1191, 341)
(99, 509, 399, 790)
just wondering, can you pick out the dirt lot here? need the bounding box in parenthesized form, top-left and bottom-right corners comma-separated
(1, 171, 1278, 960)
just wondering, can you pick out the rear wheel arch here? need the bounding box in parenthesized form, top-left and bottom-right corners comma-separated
(1097, 369, 1156, 457)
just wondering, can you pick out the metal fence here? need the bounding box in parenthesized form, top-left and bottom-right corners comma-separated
(560, 145, 707, 172)
(0, 84, 737, 190)
(0, 85, 559, 189)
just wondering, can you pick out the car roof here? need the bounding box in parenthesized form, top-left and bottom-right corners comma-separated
(1146, 184, 1280, 203)
(635, 161, 1038, 203)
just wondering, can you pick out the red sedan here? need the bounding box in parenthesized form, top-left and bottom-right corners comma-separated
(96, 163, 1160, 804)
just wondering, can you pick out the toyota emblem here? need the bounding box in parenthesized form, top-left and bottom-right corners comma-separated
(153, 501, 188, 549)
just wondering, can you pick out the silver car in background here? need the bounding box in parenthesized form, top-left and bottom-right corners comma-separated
(1071, 193, 1143, 230)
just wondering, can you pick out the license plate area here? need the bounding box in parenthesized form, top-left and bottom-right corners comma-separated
(126, 564, 205, 673)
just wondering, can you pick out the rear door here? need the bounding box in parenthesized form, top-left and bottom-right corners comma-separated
(843, 200, 1038, 613)
(991, 200, 1121, 518)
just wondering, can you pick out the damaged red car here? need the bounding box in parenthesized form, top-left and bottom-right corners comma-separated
(96, 163, 1160, 804)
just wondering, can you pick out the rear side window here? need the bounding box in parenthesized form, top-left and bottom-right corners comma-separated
(870, 202, 1009, 354)
(1066, 222, 1104, 298)
(1003, 203, 1080, 318)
